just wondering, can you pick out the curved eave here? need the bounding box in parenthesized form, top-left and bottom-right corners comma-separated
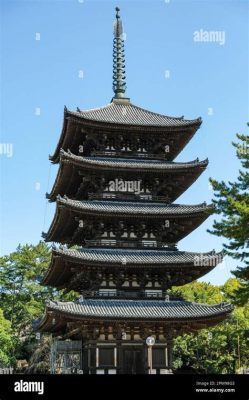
(49, 107, 69, 163)
(41, 248, 223, 288)
(43, 199, 212, 243)
(47, 150, 208, 201)
(49, 108, 202, 164)
(36, 299, 233, 333)
(61, 150, 208, 171)
(52, 246, 224, 265)
(57, 197, 212, 217)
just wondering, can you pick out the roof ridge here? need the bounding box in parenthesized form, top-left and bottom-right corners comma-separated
(76, 103, 113, 113)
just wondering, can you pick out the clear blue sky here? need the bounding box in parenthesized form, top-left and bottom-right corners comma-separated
(1, 0, 248, 285)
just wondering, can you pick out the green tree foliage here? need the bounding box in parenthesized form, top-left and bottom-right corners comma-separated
(0, 242, 53, 330)
(0, 308, 14, 367)
(0, 242, 77, 366)
(171, 281, 222, 304)
(209, 126, 249, 304)
(172, 279, 249, 373)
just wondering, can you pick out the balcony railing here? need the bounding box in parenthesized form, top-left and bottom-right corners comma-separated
(92, 150, 167, 160)
(88, 192, 169, 202)
(84, 239, 177, 250)
(82, 290, 183, 301)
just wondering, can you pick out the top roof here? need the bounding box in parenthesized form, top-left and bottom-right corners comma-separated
(68, 101, 202, 128)
(49, 103, 202, 164)
(50, 7, 202, 165)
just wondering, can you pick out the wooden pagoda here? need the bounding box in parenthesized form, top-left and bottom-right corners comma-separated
(37, 8, 232, 374)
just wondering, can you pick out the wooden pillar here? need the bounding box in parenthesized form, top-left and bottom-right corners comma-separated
(114, 347, 117, 367)
(165, 345, 168, 367)
(147, 346, 153, 374)
(96, 347, 99, 368)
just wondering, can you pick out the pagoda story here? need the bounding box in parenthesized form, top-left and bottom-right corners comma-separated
(37, 7, 233, 375)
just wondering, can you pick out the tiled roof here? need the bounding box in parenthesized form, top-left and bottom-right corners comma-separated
(57, 196, 211, 216)
(67, 100, 202, 127)
(53, 246, 223, 266)
(46, 298, 233, 320)
(60, 149, 208, 171)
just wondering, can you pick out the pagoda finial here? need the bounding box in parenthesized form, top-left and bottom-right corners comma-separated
(112, 7, 127, 100)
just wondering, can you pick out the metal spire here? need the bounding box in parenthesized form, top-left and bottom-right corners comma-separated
(112, 7, 127, 100)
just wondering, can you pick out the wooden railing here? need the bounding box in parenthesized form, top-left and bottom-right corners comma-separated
(84, 290, 183, 301)
(84, 239, 177, 250)
(92, 150, 167, 160)
(88, 192, 169, 202)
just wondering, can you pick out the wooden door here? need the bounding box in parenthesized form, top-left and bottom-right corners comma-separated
(123, 348, 144, 374)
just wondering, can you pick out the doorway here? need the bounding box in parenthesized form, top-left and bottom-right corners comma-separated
(123, 347, 144, 374)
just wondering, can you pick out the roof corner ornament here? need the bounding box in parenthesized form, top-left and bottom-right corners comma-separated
(112, 7, 127, 100)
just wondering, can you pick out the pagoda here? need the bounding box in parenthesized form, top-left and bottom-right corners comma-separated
(37, 8, 232, 374)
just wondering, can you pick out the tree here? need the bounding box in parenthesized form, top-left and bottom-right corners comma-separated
(0, 308, 14, 367)
(171, 281, 222, 304)
(209, 126, 249, 304)
(172, 279, 249, 373)
(0, 242, 53, 331)
(0, 242, 77, 366)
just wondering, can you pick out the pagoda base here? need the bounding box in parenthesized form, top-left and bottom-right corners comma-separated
(50, 339, 173, 375)
(39, 298, 233, 374)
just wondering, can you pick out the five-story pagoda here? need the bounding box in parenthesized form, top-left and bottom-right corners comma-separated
(37, 8, 232, 374)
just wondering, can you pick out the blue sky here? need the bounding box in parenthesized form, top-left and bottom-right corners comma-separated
(1, 0, 248, 285)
